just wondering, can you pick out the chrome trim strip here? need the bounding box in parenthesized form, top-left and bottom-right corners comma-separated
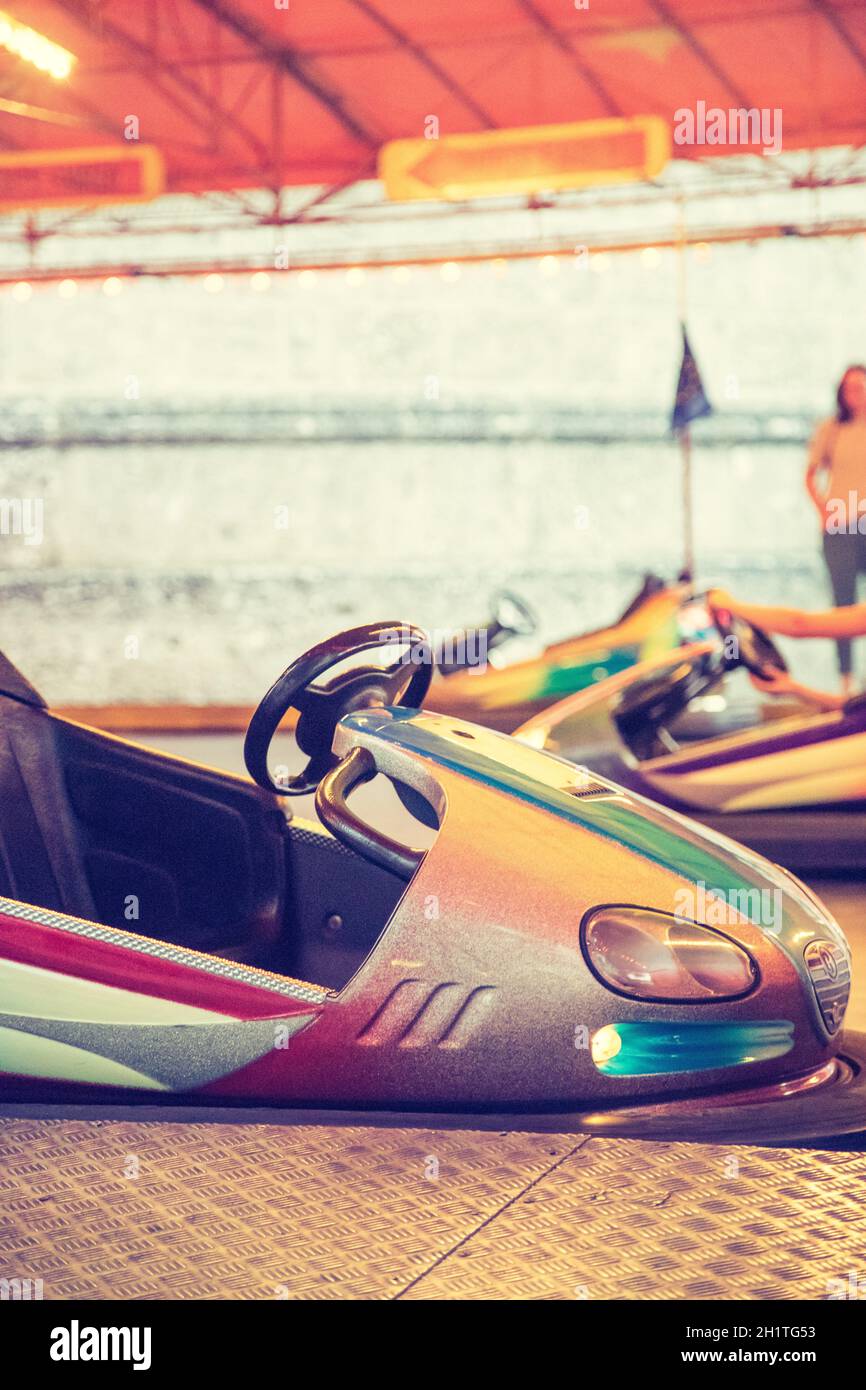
(0, 895, 329, 1005)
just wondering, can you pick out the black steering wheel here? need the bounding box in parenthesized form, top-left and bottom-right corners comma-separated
(613, 599, 790, 761)
(710, 603, 788, 677)
(491, 589, 538, 639)
(437, 589, 538, 677)
(613, 650, 726, 759)
(244, 622, 432, 797)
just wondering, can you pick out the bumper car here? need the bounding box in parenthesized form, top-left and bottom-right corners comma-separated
(427, 573, 701, 729)
(515, 601, 866, 873)
(0, 623, 864, 1144)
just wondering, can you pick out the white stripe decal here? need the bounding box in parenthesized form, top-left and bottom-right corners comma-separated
(0, 957, 234, 1025)
(643, 731, 866, 812)
(0, 1026, 167, 1090)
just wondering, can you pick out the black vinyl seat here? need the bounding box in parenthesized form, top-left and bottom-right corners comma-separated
(0, 649, 408, 987)
(0, 654, 286, 963)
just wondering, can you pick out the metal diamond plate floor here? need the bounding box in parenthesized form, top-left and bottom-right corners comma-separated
(3, 1118, 866, 1300)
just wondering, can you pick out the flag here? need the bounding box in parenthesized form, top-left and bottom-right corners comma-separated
(671, 325, 712, 433)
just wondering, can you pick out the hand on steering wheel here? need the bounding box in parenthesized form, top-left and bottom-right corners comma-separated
(707, 596, 789, 678)
(244, 622, 432, 796)
(747, 669, 797, 698)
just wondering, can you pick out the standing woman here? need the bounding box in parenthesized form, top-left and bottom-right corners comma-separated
(805, 364, 866, 695)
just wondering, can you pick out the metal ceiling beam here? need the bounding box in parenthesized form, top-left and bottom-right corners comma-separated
(3, 216, 866, 282)
(31, 79, 139, 141)
(515, 0, 623, 117)
(808, 0, 866, 80)
(284, 175, 367, 225)
(54, 0, 271, 165)
(645, 0, 754, 110)
(5, 149, 863, 250)
(347, 0, 497, 127)
(189, 0, 381, 152)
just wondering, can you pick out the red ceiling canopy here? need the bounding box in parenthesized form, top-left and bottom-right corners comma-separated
(2, 0, 866, 201)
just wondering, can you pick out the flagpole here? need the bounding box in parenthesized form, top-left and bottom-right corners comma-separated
(676, 200, 694, 581)
(681, 423, 694, 579)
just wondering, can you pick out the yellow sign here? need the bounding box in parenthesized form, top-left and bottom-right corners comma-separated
(0, 144, 165, 211)
(380, 117, 670, 202)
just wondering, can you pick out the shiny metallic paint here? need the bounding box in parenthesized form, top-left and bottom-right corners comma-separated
(0, 701, 850, 1112)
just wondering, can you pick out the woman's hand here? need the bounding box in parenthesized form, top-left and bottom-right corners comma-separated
(748, 668, 797, 698)
(748, 669, 846, 711)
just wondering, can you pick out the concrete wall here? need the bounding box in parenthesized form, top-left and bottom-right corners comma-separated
(0, 236, 862, 703)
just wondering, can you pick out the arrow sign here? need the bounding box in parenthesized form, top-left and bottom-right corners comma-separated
(379, 117, 670, 202)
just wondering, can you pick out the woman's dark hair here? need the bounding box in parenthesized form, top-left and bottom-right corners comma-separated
(837, 364, 866, 422)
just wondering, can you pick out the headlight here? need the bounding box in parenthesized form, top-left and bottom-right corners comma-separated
(582, 906, 758, 1002)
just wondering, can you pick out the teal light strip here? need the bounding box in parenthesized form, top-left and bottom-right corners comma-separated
(594, 1020, 795, 1076)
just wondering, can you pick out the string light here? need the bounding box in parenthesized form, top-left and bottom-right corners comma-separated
(0, 243, 711, 294)
(0, 9, 75, 80)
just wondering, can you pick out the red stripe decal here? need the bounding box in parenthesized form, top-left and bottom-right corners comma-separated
(0, 911, 323, 1021)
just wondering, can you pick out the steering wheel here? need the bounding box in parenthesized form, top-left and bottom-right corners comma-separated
(710, 604, 788, 677)
(491, 589, 538, 639)
(613, 650, 725, 759)
(244, 622, 432, 797)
